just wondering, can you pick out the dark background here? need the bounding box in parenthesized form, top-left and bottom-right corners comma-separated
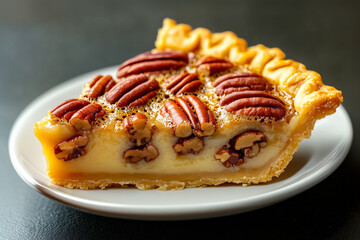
(1, 0, 359, 239)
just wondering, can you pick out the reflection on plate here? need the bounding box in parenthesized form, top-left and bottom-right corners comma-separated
(9, 66, 353, 220)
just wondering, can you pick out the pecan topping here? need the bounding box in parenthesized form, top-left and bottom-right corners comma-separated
(128, 91, 158, 107)
(214, 147, 243, 168)
(220, 90, 286, 119)
(161, 100, 192, 138)
(196, 56, 233, 76)
(54, 135, 89, 161)
(88, 75, 116, 98)
(183, 95, 216, 137)
(117, 51, 188, 79)
(123, 144, 159, 163)
(122, 113, 155, 146)
(166, 72, 202, 95)
(173, 137, 204, 155)
(105, 74, 160, 107)
(215, 130, 267, 167)
(51, 99, 90, 120)
(160, 95, 216, 138)
(51, 99, 106, 130)
(70, 103, 106, 130)
(213, 72, 273, 95)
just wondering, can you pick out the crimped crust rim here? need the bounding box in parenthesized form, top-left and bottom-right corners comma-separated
(155, 18, 343, 121)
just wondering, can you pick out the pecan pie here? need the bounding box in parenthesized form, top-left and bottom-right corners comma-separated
(34, 19, 343, 190)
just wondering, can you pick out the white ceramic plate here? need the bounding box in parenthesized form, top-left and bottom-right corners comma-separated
(9, 66, 353, 220)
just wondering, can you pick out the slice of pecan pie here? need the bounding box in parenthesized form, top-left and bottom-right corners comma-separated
(34, 19, 343, 190)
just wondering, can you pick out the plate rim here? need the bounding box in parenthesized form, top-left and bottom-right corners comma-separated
(8, 66, 353, 220)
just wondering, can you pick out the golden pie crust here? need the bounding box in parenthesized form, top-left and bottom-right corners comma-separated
(34, 19, 343, 190)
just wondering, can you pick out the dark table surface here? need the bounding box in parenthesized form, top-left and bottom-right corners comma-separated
(1, 0, 359, 239)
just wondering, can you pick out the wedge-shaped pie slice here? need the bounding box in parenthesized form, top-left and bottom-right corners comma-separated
(34, 19, 343, 190)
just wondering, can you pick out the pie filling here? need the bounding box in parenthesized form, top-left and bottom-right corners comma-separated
(34, 118, 296, 190)
(34, 19, 342, 190)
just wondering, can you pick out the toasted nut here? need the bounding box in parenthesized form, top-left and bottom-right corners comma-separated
(166, 72, 202, 95)
(51, 99, 106, 130)
(215, 130, 267, 167)
(117, 51, 188, 78)
(128, 91, 157, 107)
(215, 147, 244, 168)
(51, 99, 90, 120)
(88, 75, 103, 87)
(123, 144, 159, 163)
(184, 95, 216, 137)
(54, 135, 89, 161)
(105, 74, 159, 107)
(70, 103, 106, 131)
(244, 144, 260, 158)
(173, 137, 204, 155)
(88, 75, 116, 98)
(122, 113, 153, 146)
(233, 131, 267, 158)
(106, 74, 148, 104)
(214, 147, 244, 168)
(161, 95, 216, 138)
(220, 90, 286, 119)
(174, 97, 199, 132)
(161, 100, 192, 138)
(117, 79, 159, 107)
(174, 122, 193, 138)
(196, 56, 233, 76)
(213, 72, 273, 95)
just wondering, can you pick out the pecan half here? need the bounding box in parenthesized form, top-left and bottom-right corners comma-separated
(117, 51, 188, 79)
(215, 130, 267, 167)
(213, 72, 273, 95)
(214, 147, 244, 168)
(51, 99, 106, 129)
(122, 113, 154, 146)
(123, 144, 159, 163)
(173, 136, 204, 155)
(233, 131, 267, 158)
(54, 135, 89, 161)
(196, 56, 233, 76)
(160, 95, 216, 138)
(105, 74, 160, 107)
(128, 91, 158, 107)
(88, 75, 116, 98)
(51, 99, 90, 120)
(220, 90, 286, 119)
(166, 72, 202, 95)
(183, 95, 216, 137)
(70, 103, 106, 130)
(161, 100, 192, 138)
